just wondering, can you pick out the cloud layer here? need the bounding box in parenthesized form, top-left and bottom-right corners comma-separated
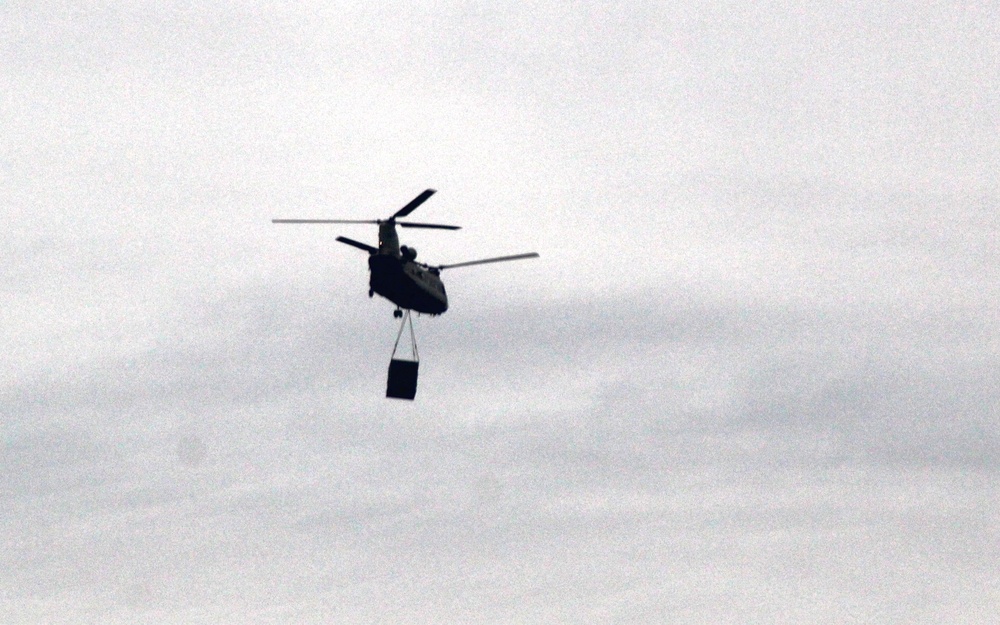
(2, 3, 998, 623)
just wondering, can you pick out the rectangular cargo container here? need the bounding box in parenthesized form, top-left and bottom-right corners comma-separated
(386, 359, 419, 400)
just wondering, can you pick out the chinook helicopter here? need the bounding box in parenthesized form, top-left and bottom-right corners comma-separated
(272, 189, 538, 318)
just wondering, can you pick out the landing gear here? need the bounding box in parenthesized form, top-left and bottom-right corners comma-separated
(393, 308, 403, 318)
(369, 289, 374, 298)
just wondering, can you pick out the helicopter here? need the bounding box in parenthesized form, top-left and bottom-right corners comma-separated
(272, 189, 539, 318)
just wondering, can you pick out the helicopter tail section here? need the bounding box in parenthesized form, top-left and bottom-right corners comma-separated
(378, 222, 400, 256)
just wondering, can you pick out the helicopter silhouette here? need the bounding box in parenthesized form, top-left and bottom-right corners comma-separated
(272, 189, 539, 318)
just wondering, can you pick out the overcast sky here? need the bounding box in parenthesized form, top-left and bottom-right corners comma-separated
(2, 2, 999, 623)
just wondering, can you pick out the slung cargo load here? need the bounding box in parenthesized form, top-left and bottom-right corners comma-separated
(272, 189, 539, 399)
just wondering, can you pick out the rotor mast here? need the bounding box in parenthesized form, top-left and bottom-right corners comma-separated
(271, 189, 458, 259)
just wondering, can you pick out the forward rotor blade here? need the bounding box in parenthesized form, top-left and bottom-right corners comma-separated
(437, 252, 539, 270)
(335, 236, 377, 254)
(398, 221, 461, 230)
(393, 189, 437, 219)
(272, 219, 379, 224)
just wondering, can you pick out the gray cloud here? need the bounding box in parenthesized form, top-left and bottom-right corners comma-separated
(3, 2, 999, 623)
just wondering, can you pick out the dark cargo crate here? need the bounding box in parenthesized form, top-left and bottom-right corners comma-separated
(386, 359, 419, 400)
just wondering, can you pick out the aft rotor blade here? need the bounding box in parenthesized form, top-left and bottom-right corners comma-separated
(398, 221, 461, 230)
(335, 236, 377, 254)
(272, 219, 379, 224)
(437, 252, 539, 270)
(392, 189, 437, 219)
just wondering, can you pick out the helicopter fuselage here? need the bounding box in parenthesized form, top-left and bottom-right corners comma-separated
(273, 190, 536, 318)
(369, 253, 448, 315)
